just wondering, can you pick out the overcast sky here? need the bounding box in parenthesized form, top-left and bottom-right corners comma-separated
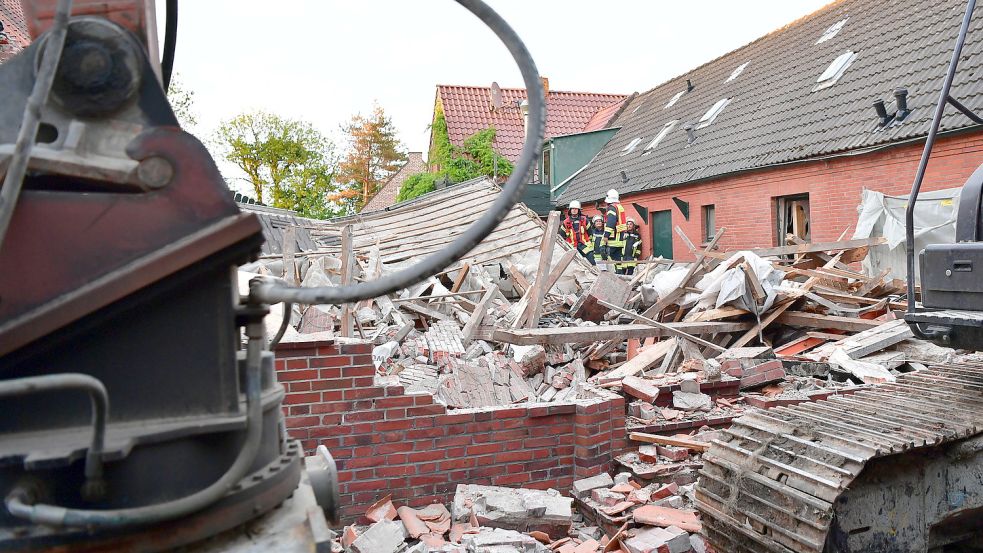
(161, 0, 830, 171)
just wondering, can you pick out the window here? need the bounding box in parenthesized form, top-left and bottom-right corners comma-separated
(814, 51, 856, 90)
(621, 137, 643, 155)
(702, 205, 716, 243)
(816, 18, 848, 44)
(665, 90, 685, 109)
(542, 147, 552, 186)
(775, 194, 811, 246)
(726, 62, 749, 83)
(697, 98, 731, 128)
(644, 121, 678, 151)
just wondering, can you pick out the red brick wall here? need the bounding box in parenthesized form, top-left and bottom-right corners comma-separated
(274, 339, 627, 523)
(584, 132, 983, 261)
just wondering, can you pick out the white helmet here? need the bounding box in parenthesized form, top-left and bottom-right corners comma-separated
(605, 189, 620, 203)
(627, 217, 636, 225)
(592, 215, 603, 223)
(568, 200, 581, 210)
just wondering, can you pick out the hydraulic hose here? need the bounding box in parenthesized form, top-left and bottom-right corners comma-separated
(5, 317, 266, 528)
(0, 374, 108, 501)
(249, 0, 545, 307)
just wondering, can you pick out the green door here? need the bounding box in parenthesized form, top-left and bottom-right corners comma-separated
(650, 210, 673, 259)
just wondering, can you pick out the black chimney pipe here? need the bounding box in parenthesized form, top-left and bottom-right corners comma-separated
(686, 79, 694, 92)
(873, 99, 893, 127)
(682, 123, 696, 144)
(895, 88, 911, 121)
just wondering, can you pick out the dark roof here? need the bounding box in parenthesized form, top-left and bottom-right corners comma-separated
(436, 85, 627, 162)
(235, 200, 319, 256)
(362, 152, 427, 212)
(559, 0, 983, 203)
(519, 184, 555, 217)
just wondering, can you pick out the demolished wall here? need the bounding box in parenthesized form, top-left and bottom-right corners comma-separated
(274, 337, 628, 523)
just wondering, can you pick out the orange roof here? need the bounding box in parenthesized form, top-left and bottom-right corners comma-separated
(436, 85, 627, 162)
(0, 0, 30, 63)
(583, 97, 630, 132)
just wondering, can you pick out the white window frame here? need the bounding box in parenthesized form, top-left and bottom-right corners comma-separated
(644, 121, 678, 152)
(621, 137, 643, 155)
(726, 62, 749, 83)
(814, 51, 856, 91)
(816, 18, 848, 44)
(665, 90, 685, 109)
(697, 98, 731, 129)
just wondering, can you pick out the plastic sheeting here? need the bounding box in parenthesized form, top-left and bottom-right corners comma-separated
(639, 252, 782, 314)
(853, 187, 960, 283)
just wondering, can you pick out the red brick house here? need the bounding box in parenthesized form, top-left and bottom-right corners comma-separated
(362, 152, 427, 212)
(556, 0, 983, 261)
(0, 0, 29, 63)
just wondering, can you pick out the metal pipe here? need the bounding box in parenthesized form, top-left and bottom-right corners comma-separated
(270, 301, 293, 349)
(5, 316, 267, 528)
(946, 94, 983, 124)
(0, 0, 72, 252)
(905, 0, 977, 312)
(250, 0, 545, 307)
(0, 373, 109, 500)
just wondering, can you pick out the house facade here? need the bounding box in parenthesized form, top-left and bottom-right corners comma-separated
(362, 152, 427, 212)
(557, 0, 983, 261)
(0, 0, 29, 64)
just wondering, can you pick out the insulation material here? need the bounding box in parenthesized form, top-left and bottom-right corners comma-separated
(694, 252, 782, 312)
(853, 187, 959, 282)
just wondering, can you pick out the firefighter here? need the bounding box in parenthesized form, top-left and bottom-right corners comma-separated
(603, 189, 627, 271)
(559, 201, 594, 265)
(590, 215, 606, 266)
(619, 218, 642, 275)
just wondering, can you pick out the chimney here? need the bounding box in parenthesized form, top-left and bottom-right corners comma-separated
(894, 88, 911, 122)
(873, 99, 893, 127)
(541, 76, 550, 101)
(683, 122, 696, 144)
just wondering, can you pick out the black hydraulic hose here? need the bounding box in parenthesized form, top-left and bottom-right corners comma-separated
(0, 374, 108, 500)
(905, 0, 977, 312)
(5, 318, 267, 528)
(249, 0, 545, 307)
(161, 0, 178, 91)
(270, 301, 293, 349)
(0, 0, 72, 255)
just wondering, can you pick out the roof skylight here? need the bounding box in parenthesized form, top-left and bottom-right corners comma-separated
(726, 63, 749, 83)
(645, 121, 678, 151)
(816, 18, 848, 44)
(621, 137, 643, 155)
(697, 98, 731, 129)
(665, 90, 685, 109)
(814, 50, 856, 90)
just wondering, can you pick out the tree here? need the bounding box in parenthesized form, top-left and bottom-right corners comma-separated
(397, 104, 512, 203)
(166, 74, 197, 128)
(335, 104, 407, 210)
(214, 111, 340, 219)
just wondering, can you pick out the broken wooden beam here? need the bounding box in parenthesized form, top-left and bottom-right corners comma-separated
(628, 432, 710, 452)
(775, 311, 882, 332)
(597, 299, 726, 353)
(339, 224, 355, 338)
(525, 211, 562, 329)
(492, 321, 752, 345)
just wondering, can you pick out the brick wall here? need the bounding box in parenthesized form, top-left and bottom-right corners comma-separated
(583, 131, 983, 260)
(274, 338, 627, 524)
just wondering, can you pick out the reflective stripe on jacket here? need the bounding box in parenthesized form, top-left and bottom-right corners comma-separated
(561, 215, 592, 250)
(604, 203, 627, 246)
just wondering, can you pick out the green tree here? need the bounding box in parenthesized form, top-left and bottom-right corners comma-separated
(165, 74, 197, 128)
(398, 104, 511, 202)
(334, 104, 407, 211)
(214, 111, 340, 219)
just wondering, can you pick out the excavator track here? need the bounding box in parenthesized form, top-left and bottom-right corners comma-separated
(695, 360, 983, 552)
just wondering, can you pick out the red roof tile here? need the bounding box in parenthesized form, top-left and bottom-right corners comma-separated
(436, 85, 627, 162)
(0, 0, 30, 63)
(362, 152, 427, 212)
(582, 97, 630, 132)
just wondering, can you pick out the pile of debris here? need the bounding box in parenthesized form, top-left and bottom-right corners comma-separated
(337, 482, 710, 553)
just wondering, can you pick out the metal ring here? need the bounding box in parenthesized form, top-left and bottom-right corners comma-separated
(250, 0, 545, 306)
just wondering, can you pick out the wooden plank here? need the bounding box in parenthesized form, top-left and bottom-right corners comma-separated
(741, 261, 765, 302)
(734, 237, 885, 259)
(809, 319, 913, 360)
(774, 335, 826, 357)
(685, 306, 749, 322)
(599, 339, 676, 382)
(282, 225, 299, 285)
(463, 288, 497, 343)
(390, 290, 486, 302)
(775, 311, 882, 332)
(493, 321, 753, 346)
(525, 211, 562, 328)
(399, 300, 455, 322)
(629, 432, 710, 452)
(598, 300, 726, 353)
(507, 264, 530, 295)
(450, 263, 470, 293)
(339, 225, 354, 338)
(855, 268, 891, 297)
(641, 228, 725, 319)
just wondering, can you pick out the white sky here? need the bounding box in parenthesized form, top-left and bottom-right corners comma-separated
(160, 0, 830, 184)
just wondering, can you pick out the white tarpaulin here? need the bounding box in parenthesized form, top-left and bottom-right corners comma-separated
(853, 187, 960, 283)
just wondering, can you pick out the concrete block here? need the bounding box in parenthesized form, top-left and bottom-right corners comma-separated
(349, 519, 407, 553)
(678, 374, 701, 394)
(623, 526, 676, 553)
(622, 375, 660, 403)
(572, 473, 614, 497)
(591, 488, 625, 507)
(614, 472, 632, 485)
(672, 390, 712, 411)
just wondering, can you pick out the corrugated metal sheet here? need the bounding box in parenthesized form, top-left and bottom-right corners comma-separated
(559, 0, 983, 203)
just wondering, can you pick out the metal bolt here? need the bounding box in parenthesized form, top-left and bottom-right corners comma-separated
(137, 156, 174, 189)
(946, 269, 953, 277)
